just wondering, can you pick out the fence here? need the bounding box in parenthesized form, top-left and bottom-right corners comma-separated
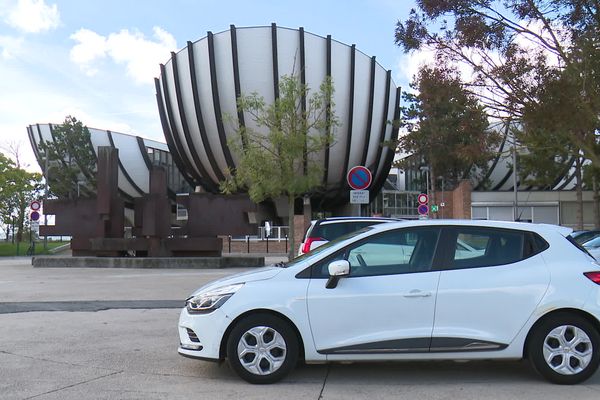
(222, 225, 290, 254)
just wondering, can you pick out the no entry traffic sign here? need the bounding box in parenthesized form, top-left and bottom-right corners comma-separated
(347, 166, 372, 190)
(30, 200, 41, 211)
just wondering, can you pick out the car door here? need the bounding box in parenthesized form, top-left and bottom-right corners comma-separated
(306, 226, 442, 357)
(431, 227, 551, 351)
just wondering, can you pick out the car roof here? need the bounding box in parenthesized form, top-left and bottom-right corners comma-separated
(315, 217, 401, 225)
(363, 219, 573, 236)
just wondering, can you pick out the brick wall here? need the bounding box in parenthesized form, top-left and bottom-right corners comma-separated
(429, 180, 472, 219)
(451, 180, 472, 219)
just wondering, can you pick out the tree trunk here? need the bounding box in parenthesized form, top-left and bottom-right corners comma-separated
(575, 157, 584, 231)
(288, 195, 295, 261)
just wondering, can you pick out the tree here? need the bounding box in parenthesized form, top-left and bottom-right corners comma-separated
(398, 64, 497, 206)
(0, 151, 43, 242)
(395, 1, 598, 119)
(395, 1, 600, 228)
(39, 115, 97, 199)
(222, 75, 338, 259)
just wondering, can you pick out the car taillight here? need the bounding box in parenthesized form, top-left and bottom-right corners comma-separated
(302, 237, 325, 254)
(584, 272, 600, 285)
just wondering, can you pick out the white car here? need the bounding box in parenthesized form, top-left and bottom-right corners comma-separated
(178, 220, 600, 384)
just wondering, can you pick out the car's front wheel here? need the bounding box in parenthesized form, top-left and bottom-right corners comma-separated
(528, 313, 600, 384)
(226, 313, 299, 384)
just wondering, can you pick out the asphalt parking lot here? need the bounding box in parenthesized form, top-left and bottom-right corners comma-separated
(1, 257, 599, 400)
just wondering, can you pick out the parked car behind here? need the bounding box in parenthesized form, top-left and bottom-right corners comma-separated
(572, 230, 600, 245)
(298, 216, 400, 255)
(583, 235, 600, 260)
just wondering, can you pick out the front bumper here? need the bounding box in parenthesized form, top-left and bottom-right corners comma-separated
(178, 307, 230, 361)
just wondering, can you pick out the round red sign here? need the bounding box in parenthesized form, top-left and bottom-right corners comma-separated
(417, 194, 429, 205)
(347, 166, 372, 190)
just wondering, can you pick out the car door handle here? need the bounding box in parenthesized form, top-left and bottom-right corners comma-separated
(403, 290, 432, 298)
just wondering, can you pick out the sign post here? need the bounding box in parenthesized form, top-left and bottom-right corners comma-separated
(347, 166, 372, 216)
(29, 201, 42, 255)
(417, 193, 429, 219)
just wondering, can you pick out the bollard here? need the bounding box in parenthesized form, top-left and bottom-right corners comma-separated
(228, 235, 231, 253)
(285, 235, 288, 254)
(266, 235, 269, 253)
(247, 236, 250, 253)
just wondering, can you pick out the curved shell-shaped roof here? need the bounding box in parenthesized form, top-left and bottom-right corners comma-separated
(155, 24, 400, 207)
(27, 123, 188, 201)
(475, 121, 579, 192)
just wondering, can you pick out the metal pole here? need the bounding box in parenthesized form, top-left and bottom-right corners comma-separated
(43, 153, 49, 250)
(441, 177, 445, 219)
(512, 131, 518, 221)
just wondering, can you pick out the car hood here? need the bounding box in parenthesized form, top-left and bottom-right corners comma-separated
(190, 266, 283, 296)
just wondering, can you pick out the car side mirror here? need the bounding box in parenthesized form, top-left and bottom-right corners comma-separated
(326, 260, 350, 289)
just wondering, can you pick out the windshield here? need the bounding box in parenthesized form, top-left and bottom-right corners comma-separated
(284, 226, 375, 268)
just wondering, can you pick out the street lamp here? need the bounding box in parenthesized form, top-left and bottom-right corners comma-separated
(76, 180, 86, 197)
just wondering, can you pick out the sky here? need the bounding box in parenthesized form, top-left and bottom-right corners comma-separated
(0, 0, 427, 172)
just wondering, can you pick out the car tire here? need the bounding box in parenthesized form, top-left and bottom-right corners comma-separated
(527, 312, 600, 384)
(226, 313, 299, 384)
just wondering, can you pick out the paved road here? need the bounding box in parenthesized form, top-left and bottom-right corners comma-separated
(1, 258, 599, 399)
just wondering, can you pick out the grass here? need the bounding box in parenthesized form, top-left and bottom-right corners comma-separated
(0, 241, 69, 256)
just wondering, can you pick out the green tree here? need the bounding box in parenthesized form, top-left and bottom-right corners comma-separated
(518, 60, 600, 228)
(222, 75, 338, 259)
(39, 115, 97, 199)
(395, 1, 598, 119)
(0, 152, 43, 242)
(398, 64, 497, 206)
(395, 1, 600, 228)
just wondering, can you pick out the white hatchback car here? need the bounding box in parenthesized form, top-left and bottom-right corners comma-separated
(178, 220, 600, 384)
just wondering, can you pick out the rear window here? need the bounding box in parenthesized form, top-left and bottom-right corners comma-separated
(311, 221, 388, 241)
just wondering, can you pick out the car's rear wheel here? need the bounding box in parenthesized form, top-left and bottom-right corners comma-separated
(226, 314, 299, 384)
(528, 313, 600, 384)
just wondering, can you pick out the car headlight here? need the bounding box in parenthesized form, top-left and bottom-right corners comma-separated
(185, 283, 244, 314)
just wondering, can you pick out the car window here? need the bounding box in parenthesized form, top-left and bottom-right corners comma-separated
(312, 221, 389, 241)
(309, 227, 440, 278)
(448, 228, 525, 269)
(291, 227, 374, 271)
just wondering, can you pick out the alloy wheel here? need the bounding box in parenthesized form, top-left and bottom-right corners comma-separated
(237, 326, 287, 375)
(542, 325, 594, 375)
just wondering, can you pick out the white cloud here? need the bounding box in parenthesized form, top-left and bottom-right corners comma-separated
(69, 26, 176, 85)
(4, 0, 60, 34)
(396, 48, 436, 87)
(0, 35, 23, 59)
(69, 29, 107, 76)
